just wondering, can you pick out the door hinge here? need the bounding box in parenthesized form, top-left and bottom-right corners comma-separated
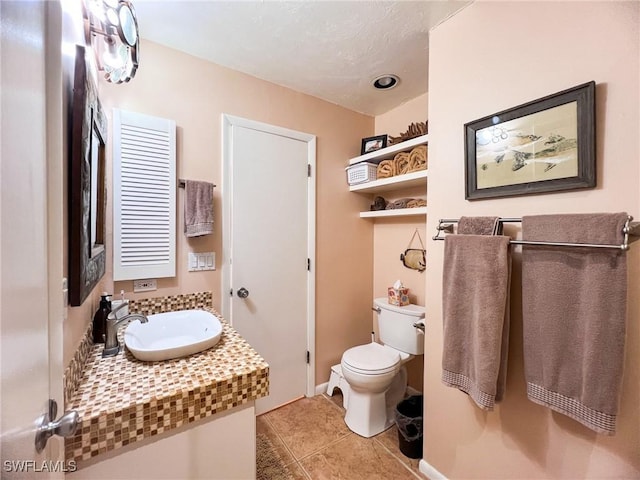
(307, 258, 311, 271)
(307, 164, 311, 177)
(306, 351, 310, 364)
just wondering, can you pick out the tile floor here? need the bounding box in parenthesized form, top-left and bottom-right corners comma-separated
(256, 392, 423, 480)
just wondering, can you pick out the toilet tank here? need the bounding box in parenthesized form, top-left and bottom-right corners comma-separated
(374, 297, 425, 355)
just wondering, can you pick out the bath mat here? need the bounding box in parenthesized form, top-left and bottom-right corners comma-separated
(256, 433, 296, 480)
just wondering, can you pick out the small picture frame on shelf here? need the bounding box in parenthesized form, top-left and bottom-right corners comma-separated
(361, 135, 387, 155)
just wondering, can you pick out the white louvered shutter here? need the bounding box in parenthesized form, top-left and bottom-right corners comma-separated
(113, 109, 176, 281)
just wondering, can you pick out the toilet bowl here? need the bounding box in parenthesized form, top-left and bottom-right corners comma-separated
(341, 342, 411, 437)
(339, 298, 425, 438)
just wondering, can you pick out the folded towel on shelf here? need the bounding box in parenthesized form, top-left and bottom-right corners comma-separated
(394, 152, 410, 175)
(184, 180, 215, 237)
(406, 199, 426, 208)
(408, 145, 427, 172)
(458, 216, 500, 235)
(386, 198, 414, 210)
(522, 213, 628, 434)
(377, 160, 395, 178)
(442, 233, 512, 410)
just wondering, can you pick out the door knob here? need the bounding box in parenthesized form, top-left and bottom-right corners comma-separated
(237, 287, 249, 298)
(35, 399, 79, 452)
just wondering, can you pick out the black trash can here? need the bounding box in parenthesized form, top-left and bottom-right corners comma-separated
(394, 395, 423, 459)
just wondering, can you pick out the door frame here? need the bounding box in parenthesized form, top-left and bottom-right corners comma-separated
(221, 114, 316, 398)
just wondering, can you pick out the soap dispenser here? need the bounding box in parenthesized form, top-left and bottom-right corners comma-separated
(92, 293, 111, 344)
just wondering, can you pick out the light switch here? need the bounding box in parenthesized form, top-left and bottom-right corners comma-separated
(189, 253, 199, 270)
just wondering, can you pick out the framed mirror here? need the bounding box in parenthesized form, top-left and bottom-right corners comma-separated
(69, 45, 107, 306)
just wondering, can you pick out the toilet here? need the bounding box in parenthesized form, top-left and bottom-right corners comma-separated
(340, 297, 425, 438)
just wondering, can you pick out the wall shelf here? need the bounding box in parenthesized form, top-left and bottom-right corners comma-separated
(348, 134, 428, 166)
(347, 134, 428, 220)
(349, 170, 427, 194)
(360, 207, 427, 219)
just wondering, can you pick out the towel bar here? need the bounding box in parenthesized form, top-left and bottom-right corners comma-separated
(178, 179, 217, 189)
(432, 216, 638, 251)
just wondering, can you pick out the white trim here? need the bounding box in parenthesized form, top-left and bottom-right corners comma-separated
(221, 116, 233, 320)
(359, 207, 427, 218)
(306, 136, 317, 398)
(419, 459, 448, 480)
(221, 113, 317, 398)
(315, 382, 329, 396)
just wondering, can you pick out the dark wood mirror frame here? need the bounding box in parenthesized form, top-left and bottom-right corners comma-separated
(69, 45, 107, 306)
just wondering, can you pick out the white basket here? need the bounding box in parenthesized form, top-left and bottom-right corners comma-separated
(346, 162, 377, 185)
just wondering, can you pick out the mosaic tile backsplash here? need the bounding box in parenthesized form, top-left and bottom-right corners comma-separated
(63, 292, 269, 464)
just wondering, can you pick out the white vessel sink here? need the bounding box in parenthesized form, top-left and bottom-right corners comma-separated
(124, 309, 223, 362)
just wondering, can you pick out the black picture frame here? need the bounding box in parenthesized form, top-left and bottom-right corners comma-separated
(361, 135, 388, 155)
(464, 81, 595, 200)
(69, 45, 107, 306)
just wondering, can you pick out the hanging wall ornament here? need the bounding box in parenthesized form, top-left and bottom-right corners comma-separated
(400, 229, 426, 272)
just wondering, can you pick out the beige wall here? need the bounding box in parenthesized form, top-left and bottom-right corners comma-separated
(62, 2, 110, 368)
(64, 40, 376, 385)
(375, 92, 428, 138)
(373, 93, 429, 390)
(425, 2, 639, 478)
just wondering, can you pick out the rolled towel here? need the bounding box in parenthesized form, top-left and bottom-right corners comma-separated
(386, 198, 413, 209)
(377, 159, 395, 178)
(394, 152, 410, 175)
(408, 145, 427, 172)
(406, 199, 427, 208)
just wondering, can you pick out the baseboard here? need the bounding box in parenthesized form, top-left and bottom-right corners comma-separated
(419, 459, 448, 480)
(315, 382, 329, 396)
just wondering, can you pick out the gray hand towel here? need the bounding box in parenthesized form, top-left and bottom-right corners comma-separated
(458, 216, 501, 235)
(184, 180, 214, 237)
(522, 213, 628, 434)
(442, 234, 512, 410)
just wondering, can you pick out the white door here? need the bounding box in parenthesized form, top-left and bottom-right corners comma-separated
(222, 115, 315, 415)
(1, 2, 65, 477)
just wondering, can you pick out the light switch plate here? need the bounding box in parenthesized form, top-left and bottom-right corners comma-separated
(188, 252, 216, 271)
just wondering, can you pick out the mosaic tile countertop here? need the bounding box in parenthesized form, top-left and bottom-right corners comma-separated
(65, 307, 269, 463)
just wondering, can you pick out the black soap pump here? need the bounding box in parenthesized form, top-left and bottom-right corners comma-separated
(92, 293, 111, 344)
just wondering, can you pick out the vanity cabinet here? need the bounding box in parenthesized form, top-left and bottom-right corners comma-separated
(347, 134, 428, 218)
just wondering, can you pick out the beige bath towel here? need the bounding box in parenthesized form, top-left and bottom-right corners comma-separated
(184, 180, 214, 237)
(442, 234, 512, 410)
(522, 213, 628, 434)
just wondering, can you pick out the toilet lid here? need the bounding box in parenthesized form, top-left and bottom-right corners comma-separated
(342, 343, 400, 374)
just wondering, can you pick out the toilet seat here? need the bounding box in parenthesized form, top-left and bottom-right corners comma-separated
(342, 343, 400, 375)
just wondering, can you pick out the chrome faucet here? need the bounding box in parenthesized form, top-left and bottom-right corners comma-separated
(102, 301, 149, 357)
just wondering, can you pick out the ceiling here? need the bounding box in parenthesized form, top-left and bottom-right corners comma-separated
(133, 1, 470, 116)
